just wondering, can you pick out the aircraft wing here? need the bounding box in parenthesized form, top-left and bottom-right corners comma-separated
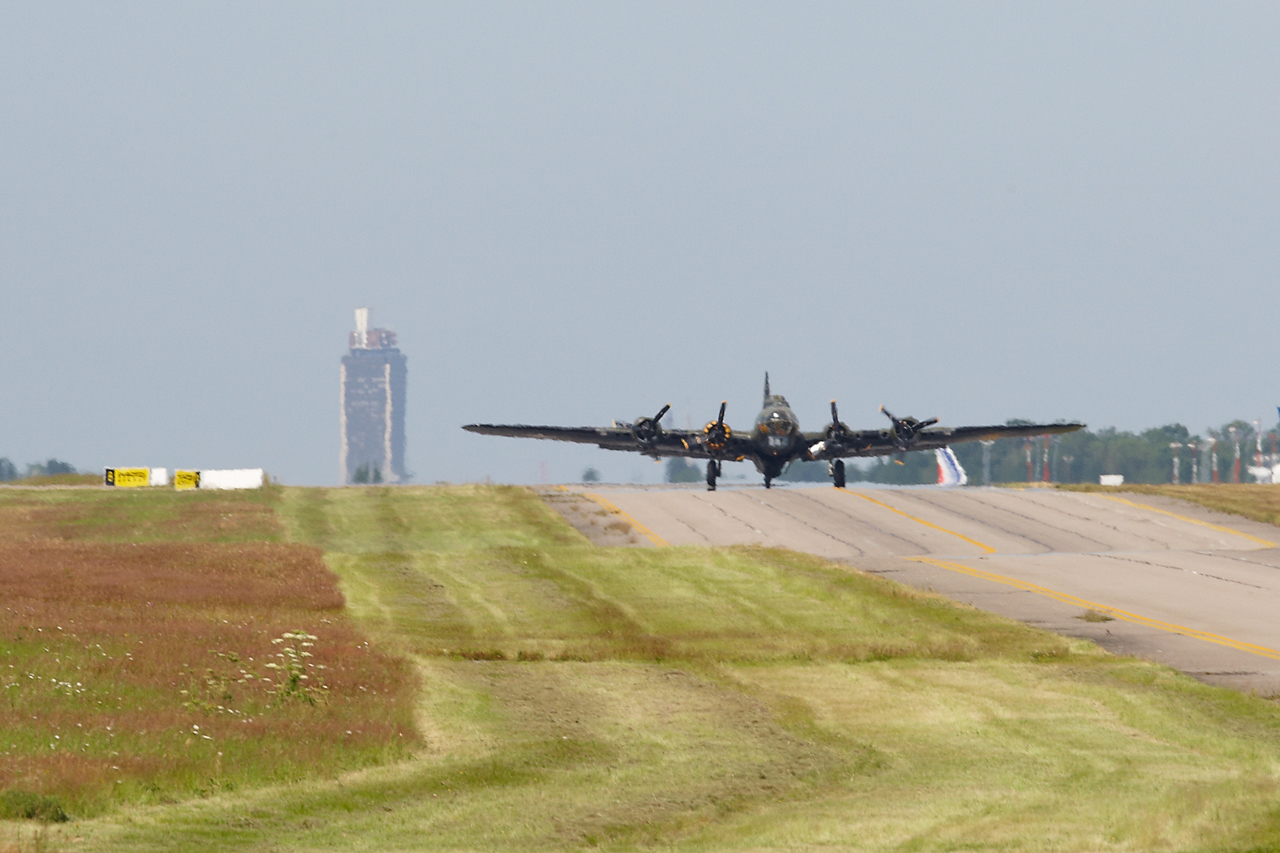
(808, 421, 1085, 460)
(912, 422, 1085, 448)
(462, 423, 756, 459)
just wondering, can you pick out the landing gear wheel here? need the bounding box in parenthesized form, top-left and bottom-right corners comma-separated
(706, 460, 720, 491)
(832, 459, 846, 489)
(764, 476, 773, 489)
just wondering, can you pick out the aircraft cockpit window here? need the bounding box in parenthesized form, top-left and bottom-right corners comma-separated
(757, 411, 796, 435)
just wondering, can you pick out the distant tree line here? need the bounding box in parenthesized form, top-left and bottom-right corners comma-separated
(665, 458, 703, 483)
(947, 420, 1276, 486)
(350, 463, 383, 484)
(662, 421, 1280, 486)
(0, 459, 77, 482)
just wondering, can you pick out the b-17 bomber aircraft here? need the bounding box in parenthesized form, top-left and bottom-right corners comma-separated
(463, 375, 1084, 490)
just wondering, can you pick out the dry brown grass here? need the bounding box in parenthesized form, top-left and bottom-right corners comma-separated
(0, 492, 417, 817)
(0, 541, 341, 611)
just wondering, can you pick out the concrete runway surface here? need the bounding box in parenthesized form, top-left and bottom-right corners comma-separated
(568, 484, 1280, 694)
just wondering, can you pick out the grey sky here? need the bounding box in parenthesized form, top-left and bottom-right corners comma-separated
(3, 3, 1278, 485)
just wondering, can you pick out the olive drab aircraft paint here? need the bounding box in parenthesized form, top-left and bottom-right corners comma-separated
(464, 374, 1084, 491)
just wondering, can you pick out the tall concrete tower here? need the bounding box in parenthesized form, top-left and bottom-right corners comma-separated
(340, 308, 407, 484)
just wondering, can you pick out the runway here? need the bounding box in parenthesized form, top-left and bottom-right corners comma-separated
(570, 484, 1280, 693)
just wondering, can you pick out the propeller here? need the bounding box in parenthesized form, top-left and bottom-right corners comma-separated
(825, 400, 852, 443)
(631, 403, 671, 445)
(703, 401, 731, 452)
(810, 399, 855, 459)
(880, 405, 938, 451)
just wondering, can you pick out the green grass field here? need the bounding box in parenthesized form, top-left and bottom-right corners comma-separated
(7, 484, 1280, 851)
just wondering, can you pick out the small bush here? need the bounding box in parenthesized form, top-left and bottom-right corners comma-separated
(1078, 608, 1115, 623)
(458, 649, 507, 661)
(0, 790, 69, 823)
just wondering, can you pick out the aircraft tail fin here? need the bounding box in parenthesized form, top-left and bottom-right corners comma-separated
(763, 372, 771, 406)
(936, 447, 968, 486)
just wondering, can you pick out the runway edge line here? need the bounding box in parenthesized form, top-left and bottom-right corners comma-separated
(838, 488, 998, 555)
(580, 491, 669, 547)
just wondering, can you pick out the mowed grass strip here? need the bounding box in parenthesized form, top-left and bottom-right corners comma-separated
(331, 544, 1073, 665)
(52, 485, 1280, 851)
(0, 489, 417, 819)
(301, 485, 1067, 665)
(708, 660, 1280, 852)
(78, 658, 840, 852)
(279, 484, 581, 555)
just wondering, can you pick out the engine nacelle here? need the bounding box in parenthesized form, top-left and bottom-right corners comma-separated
(881, 406, 938, 451)
(818, 402, 853, 457)
(631, 403, 671, 446)
(631, 417, 660, 445)
(703, 420, 732, 451)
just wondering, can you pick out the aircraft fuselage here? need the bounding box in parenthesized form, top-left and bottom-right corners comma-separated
(750, 394, 802, 477)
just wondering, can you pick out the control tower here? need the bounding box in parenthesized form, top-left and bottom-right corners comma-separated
(340, 308, 407, 484)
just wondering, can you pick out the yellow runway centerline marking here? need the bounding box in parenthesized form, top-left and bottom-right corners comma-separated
(581, 492, 668, 547)
(1098, 494, 1278, 548)
(838, 488, 997, 554)
(909, 555, 1280, 661)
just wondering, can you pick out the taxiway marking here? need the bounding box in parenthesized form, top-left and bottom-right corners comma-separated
(909, 555, 1280, 662)
(843, 488, 1280, 661)
(838, 488, 997, 554)
(1098, 494, 1278, 549)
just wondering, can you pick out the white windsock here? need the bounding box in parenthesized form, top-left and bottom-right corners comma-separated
(936, 447, 967, 486)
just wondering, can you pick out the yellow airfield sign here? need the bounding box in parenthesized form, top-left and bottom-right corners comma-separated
(104, 468, 149, 488)
(174, 470, 201, 490)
